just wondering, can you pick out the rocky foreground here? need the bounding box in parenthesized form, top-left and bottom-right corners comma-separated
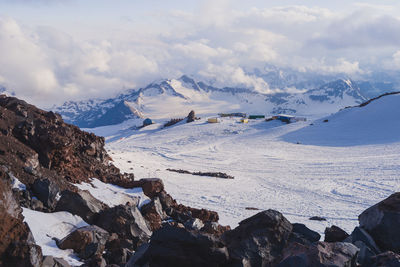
(0, 95, 399, 267)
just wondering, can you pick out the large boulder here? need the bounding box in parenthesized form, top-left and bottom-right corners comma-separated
(31, 178, 60, 210)
(359, 192, 400, 253)
(278, 242, 359, 267)
(57, 225, 110, 260)
(222, 209, 293, 266)
(126, 225, 229, 267)
(290, 223, 321, 245)
(55, 189, 108, 224)
(94, 203, 152, 249)
(141, 197, 167, 231)
(345, 227, 381, 255)
(132, 178, 164, 198)
(325, 225, 349, 243)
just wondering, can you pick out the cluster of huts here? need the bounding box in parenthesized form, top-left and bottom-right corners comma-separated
(207, 113, 306, 124)
(140, 113, 306, 128)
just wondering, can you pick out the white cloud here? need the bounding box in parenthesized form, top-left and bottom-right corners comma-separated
(0, 3, 400, 106)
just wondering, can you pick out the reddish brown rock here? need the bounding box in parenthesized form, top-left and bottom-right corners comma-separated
(324, 225, 349, 243)
(131, 178, 164, 198)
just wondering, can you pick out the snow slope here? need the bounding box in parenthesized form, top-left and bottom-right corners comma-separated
(23, 209, 89, 266)
(282, 92, 400, 146)
(89, 94, 400, 236)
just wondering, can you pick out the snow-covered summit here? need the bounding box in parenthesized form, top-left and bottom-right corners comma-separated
(54, 76, 367, 128)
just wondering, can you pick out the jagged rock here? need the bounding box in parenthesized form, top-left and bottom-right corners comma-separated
(0, 95, 134, 188)
(94, 203, 152, 249)
(31, 178, 59, 210)
(82, 254, 107, 267)
(141, 197, 166, 231)
(222, 209, 293, 266)
(42, 256, 71, 267)
(279, 242, 359, 267)
(5, 241, 43, 267)
(126, 225, 229, 267)
(359, 192, 400, 253)
(104, 235, 134, 265)
(0, 172, 42, 266)
(345, 227, 381, 254)
(354, 241, 376, 266)
(132, 178, 164, 198)
(325, 225, 349, 243)
(55, 189, 108, 224)
(187, 110, 196, 123)
(57, 225, 109, 260)
(371, 251, 400, 267)
(290, 223, 321, 245)
(201, 221, 231, 237)
(31, 197, 44, 211)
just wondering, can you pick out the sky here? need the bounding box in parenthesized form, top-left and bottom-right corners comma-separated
(0, 0, 400, 106)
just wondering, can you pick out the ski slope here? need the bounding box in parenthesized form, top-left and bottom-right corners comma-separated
(89, 94, 400, 235)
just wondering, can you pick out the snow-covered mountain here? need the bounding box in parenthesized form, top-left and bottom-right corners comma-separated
(54, 76, 367, 128)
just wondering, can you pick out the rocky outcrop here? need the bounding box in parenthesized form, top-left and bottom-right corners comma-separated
(325, 225, 349, 243)
(0, 171, 42, 266)
(126, 225, 229, 267)
(55, 189, 108, 224)
(279, 242, 359, 267)
(359, 192, 400, 253)
(222, 209, 293, 266)
(0, 95, 134, 189)
(57, 225, 110, 260)
(94, 203, 152, 250)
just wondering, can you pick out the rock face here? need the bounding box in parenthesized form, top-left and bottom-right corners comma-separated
(32, 178, 59, 210)
(141, 197, 166, 231)
(279, 242, 359, 267)
(57, 225, 110, 260)
(94, 203, 152, 249)
(222, 209, 293, 266)
(126, 225, 229, 267)
(325, 225, 349, 243)
(0, 95, 134, 189)
(359, 192, 400, 253)
(0, 171, 42, 266)
(55, 189, 108, 224)
(290, 223, 321, 245)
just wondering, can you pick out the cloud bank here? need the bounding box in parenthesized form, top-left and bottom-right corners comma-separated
(0, 3, 400, 106)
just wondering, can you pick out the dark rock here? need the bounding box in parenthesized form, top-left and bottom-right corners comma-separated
(371, 251, 400, 267)
(309, 216, 326, 221)
(126, 225, 229, 267)
(55, 189, 108, 224)
(132, 178, 164, 198)
(279, 242, 359, 267)
(94, 203, 152, 250)
(32, 178, 60, 210)
(290, 223, 321, 245)
(0, 172, 42, 266)
(359, 192, 400, 253)
(354, 241, 375, 266)
(345, 227, 381, 254)
(201, 221, 231, 237)
(57, 225, 109, 260)
(82, 254, 107, 267)
(5, 241, 43, 267)
(222, 209, 293, 266)
(187, 110, 196, 123)
(141, 197, 166, 231)
(325, 225, 349, 243)
(42, 256, 71, 267)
